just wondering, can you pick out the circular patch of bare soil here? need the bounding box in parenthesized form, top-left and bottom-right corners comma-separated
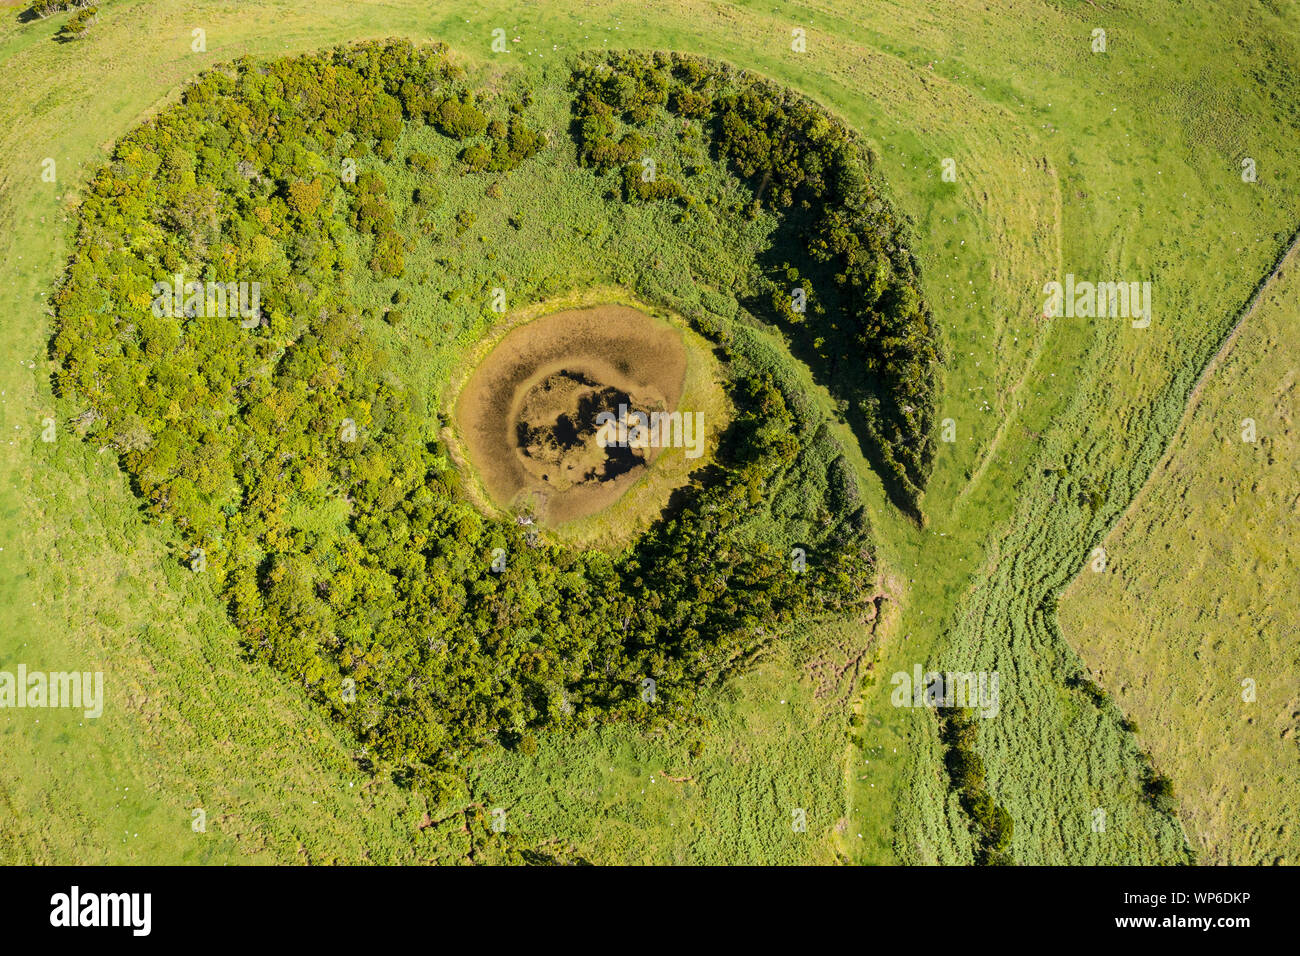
(456, 304, 689, 524)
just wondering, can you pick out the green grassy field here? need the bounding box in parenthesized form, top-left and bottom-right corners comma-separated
(1, 0, 1297, 864)
(1059, 244, 1300, 866)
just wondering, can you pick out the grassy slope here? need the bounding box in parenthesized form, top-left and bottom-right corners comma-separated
(832, 0, 1300, 864)
(0, 0, 1295, 863)
(1059, 247, 1300, 865)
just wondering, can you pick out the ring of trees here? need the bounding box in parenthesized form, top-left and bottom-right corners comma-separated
(50, 42, 937, 791)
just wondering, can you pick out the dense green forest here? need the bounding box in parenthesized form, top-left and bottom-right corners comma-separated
(49, 41, 936, 792)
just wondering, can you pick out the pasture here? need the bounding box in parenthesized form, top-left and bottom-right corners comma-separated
(0, 0, 1296, 865)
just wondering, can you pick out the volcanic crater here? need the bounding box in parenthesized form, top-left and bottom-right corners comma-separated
(455, 304, 690, 524)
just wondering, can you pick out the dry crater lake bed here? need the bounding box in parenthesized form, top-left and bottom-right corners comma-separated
(454, 303, 726, 531)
